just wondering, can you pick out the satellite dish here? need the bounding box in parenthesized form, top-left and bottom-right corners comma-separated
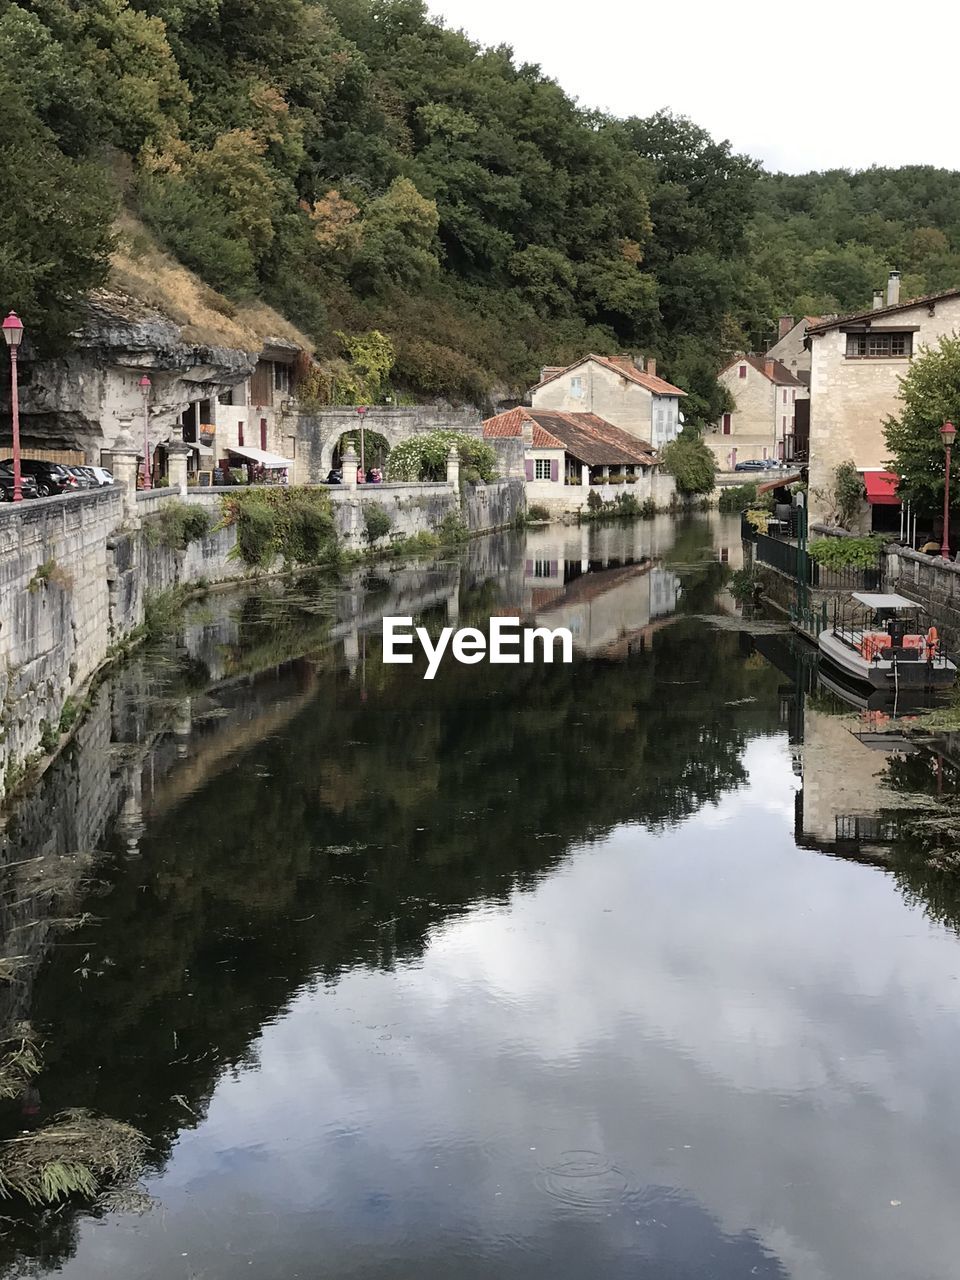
(678, 411, 685, 424)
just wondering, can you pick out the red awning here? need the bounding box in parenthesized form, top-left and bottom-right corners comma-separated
(863, 470, 900, 505)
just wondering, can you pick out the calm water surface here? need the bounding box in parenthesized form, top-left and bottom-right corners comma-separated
(3, 513, 960, 1280)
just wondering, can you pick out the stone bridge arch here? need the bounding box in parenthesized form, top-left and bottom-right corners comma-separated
(298, 407, 483, 482)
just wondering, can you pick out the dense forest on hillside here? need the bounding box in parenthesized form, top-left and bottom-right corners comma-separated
(4, 0, 960, 415)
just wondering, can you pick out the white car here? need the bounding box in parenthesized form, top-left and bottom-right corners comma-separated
(82, 466, 115, 486)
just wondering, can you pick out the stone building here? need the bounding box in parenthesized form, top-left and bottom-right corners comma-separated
(529, 354, 687, 449)
(806, 274, 960, 526)
(483, 406, 674, 514)
(764, 315, 831, 386)
(710, 355, 807, 471)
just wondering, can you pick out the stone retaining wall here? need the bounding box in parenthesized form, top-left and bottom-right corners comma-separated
(884, 545, 960, 646)
(0, 489, 122, 802)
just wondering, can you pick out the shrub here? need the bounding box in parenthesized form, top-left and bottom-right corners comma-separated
(435, 510, 469, 544)
(387, 431, 497, 483)
(221, 488, 337, 567)
(527, 504, 551, 522)
(808, 535, 884, 569)
(718, 482, 758, 513)
(834, 461, 866, 527)
(661, 437, 717, 495)
(363, 502, 393, 543)
(587, 489, 603, 512)
(744, 508, 771, 534)
(639, 497, 658, 518)
(148, 501, 212, 550)
(614, 491, 641, 516)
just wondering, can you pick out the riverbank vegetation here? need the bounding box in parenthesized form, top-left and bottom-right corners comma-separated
(221, 487, 338, 567)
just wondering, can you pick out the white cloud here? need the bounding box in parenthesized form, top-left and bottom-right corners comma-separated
(428, 0, 960, 172)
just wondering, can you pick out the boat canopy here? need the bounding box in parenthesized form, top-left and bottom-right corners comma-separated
(852, 592, 918, 611)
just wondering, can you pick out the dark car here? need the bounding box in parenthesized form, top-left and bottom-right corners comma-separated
(64, 465, 98, 489)
(734, 459, 766, 472)
(0, 464, 40, 500)
(1, 458, 81, 496)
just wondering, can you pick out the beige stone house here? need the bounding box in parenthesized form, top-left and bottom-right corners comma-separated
(529, 354, 687, 449)
(765, 315, 833, 385)
(806, 274, 960, 527)
(710, 355, 807, 471)
(483, 406, 673, 514)
(178, 341, 300, 480)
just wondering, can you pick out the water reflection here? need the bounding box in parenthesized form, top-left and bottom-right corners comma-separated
(4, 514, 960, 1280)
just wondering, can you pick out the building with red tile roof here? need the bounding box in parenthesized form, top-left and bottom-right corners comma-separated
(528, 354, 687, 450)
(482, 406, 674, 514)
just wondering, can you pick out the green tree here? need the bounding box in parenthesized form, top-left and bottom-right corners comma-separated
(884, 337, 960, 515)
(0, 85, 115, 349)
(661, 436, 717, 495)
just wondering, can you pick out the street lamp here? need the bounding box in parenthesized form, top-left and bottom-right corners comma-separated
(138, 375, 152, 490)
(356, 404, 368, 478)
(2, 312, 24, 502)
(940, 420, 956, 558)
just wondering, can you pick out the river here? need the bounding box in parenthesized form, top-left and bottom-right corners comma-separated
(2, 512, 960, 1280)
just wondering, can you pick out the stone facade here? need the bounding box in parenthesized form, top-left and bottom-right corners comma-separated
(710, 357, 807, 471)
(292, 405, 483, 484)
(807, 293, 960, 522)
(765, 317, 822, 383)
(531, 357, 683, 448)
(883, 544, 960, 648)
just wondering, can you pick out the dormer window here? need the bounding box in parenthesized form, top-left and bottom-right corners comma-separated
(570, 375, 583, 397)
(846, 332, 912, 359)
(739, 365, 747, 378)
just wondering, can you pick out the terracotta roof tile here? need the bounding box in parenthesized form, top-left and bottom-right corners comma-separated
(482, 407, 658, 466)
(722, 354, 805, 387)
(532, 354, 687, 397)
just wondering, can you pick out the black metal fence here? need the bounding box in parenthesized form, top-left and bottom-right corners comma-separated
(754, 531, 881, 591)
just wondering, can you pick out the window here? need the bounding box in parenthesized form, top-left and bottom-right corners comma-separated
(535, 458, 551, 480)
(739, 365, 747, 379)
(846, 332, 912, 359)
(274, 362, 290, 393)
(238, 420, 244, 447)
(782, 416, 787, 431)
(722, 413, 732, 435)
(782, 389, 787, 404)
(792, 390, 797, 402)
(570, 375, 583, 397)
(533, 560, 552, 578)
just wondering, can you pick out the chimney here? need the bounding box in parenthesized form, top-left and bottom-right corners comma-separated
(764, 359, 775, 379)
(646, 357, 657, 377)
(873, 290, 884, 311)
(887, 270, 901, 307)
(778, 315, 794, 341)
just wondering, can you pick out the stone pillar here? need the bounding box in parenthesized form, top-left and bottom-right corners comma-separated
(166, 440, 191, 495)
(342, 444, 359, 491)
(103, 421, 141, 524)
(447, 444, 461, 491)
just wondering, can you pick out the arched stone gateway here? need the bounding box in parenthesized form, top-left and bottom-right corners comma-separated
(331, 428, 391, 474)
(295, 406, 483, 483)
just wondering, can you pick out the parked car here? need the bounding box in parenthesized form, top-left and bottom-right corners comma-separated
(0, 459, 81, 496)
(80, 465, 115, 486)
(325, 468, 342, 485)
(64, 465, 98, 489)
(734, 459, 766, 472)
(0, 464, 40, 501)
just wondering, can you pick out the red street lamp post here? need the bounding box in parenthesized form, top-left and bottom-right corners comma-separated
(356, 404, 368, 479)
(139, 374, 152, 490)
(940, 420, 956, 558)
(2, 312, 24, 502)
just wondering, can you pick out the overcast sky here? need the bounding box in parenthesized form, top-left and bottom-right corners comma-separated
(427, 0, 960, 174)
